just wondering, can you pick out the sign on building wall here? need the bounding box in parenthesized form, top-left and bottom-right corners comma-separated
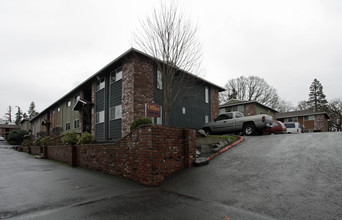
(146, 103, 161, 117)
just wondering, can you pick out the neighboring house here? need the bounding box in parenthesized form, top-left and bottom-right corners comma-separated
(0, 123, 20, 139)
(219, 99, 278, 119)
(276, 109, 330, 132)
(30, 48, 224, 142)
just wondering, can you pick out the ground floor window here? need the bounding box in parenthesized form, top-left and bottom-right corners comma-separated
(205, 115, 209, 123)
(66, 122, 71, 131)
(74, 119, 79, 129)
(304, 115, 315, 121)
(110, 105, 122, 120)
(95, 111, 105, 124)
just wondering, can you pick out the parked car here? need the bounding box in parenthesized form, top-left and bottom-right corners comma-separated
(284, 122, 303, 134)
(0, 136, 4, 141)
(263, 121, 287, 135)
(201, 111, 273, 136)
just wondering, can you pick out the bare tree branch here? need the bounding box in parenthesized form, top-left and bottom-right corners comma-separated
(132, 1, 203, 125)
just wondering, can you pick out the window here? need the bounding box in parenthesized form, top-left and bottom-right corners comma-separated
(182, 107, 186, 115)
(288, 117, 298, 122)
(205, 87, 209, 103)
(66, 122, 70, 131)
(110, 105, 122, 120)
(111, 67, 122, 83)
(95, 111, 105, 124)
(304, 115, 315, 121)
(52, 110, 55, 115)
(157, 70, 162, 90)
(66, 100, 71, 107)
(57, 107, 61, 112)
(74, 119, 79, 129)
(75, 94, 80, 102)
(227, 113, 233, 119)
(236, 112, 243, 118)
(285, 123, 295, 128)
(96, 77, 105, 91)
(205, 115, 209, 123)
(216, 114, 228, 121)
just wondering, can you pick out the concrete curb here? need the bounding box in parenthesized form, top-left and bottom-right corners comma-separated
(207, 136, 244, 161)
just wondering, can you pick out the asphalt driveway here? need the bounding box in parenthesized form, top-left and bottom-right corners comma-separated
(1, 132, 342, 219)
(161, 132, 342, 219)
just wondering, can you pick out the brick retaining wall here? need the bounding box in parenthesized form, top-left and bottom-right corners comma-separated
(24, 125, 196, 186)
(46, 145, 73, 165)
(30, 146, 41, 155)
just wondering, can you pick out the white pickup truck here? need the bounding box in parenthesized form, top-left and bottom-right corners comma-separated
(201, 111, 273, 135)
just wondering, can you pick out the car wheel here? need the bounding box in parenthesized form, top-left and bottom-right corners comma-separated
(243, 124, 255, 136)
(203, 128, 212, 136)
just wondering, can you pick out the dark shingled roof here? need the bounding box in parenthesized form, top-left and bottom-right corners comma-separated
(220, 99, 278, 113)
(276, 109, 330, 119)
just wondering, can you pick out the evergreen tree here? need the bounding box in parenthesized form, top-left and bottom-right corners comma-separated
(15, 106, 23, 125)
(28, 101, 39, 119)
(4, 106, 12, 123)
(307, 79, 327, 112)
(23, 113, 28, 119)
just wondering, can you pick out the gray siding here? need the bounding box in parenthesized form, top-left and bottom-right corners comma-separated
(109, 80, 122, 140)
(153, 70, 211, 129)
(110, 81, 122, 107)
(95, 88, 105, 140)
(109, 119, 122, 140)
(96, 89, 105, 112)
(169, 84, 211, 129)
(95, 123, 105, 140)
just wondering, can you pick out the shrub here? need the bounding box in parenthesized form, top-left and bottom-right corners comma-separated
(33, 136, 51, 146)
(130, 118, 152, 131)
(7, 130, 29, 145)
(62, 132, 79, 145)
(78, 132, 95, 145)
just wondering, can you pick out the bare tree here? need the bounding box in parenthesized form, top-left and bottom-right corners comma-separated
(132, 1, 202, 125)
(220, 76, 280, 109)
(296, 100, 309, 111)
(277, 99, 294, 113)
(327, 98, 342, 131)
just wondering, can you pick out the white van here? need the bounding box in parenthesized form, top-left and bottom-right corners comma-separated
(284, 122, 303, 134)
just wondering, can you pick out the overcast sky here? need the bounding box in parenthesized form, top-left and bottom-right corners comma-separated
(1, 0, 341, 119)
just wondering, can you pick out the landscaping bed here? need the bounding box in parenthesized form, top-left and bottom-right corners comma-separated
(194, 135, 242, 165)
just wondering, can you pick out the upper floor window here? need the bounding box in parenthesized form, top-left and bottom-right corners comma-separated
(75, 94, 80, 102)
(57, 107, 61, 112)
(205, 87, 209, 103)
(96, 77, 105, 91)
(111, 67, 123, 83)
(66, 100, 71, 107)
(157, 70, 162, 90)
